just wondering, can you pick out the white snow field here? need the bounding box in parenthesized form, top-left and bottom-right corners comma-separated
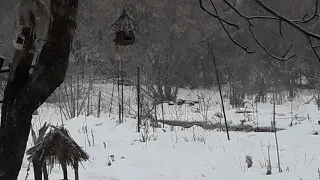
(17, 86, 320, 180)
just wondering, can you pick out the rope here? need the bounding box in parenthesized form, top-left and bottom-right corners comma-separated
(111, 0, 137, 32)
(122, 0, 127, 10)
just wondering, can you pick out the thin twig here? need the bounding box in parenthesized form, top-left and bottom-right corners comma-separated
(279, 20, 283, 37)
(199, 0, 320, 62)
(199, 0, 239, 29)
(254, 0, 320, 40)
(210, 0, 254, 53)
(248, 24, 296, 61)
(293, 0, 319, 23)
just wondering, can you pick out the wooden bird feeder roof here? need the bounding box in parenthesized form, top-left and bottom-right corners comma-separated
(26, 126, 89, 169)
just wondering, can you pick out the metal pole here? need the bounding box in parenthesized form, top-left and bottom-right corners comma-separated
(137, 67, 141, 132)
(117, 60, 121, 123)
(161, 102, 164, 128)
(208, 42, 230, 140)
(97, 91, 101, 118)
(121, 59, 124, 122)
(109, 82, 115, 118)
(273, 88, 282, 172)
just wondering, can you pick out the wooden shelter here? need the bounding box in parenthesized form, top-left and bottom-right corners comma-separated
(111, 2, 138, 46)
(27, 125, 89, 180)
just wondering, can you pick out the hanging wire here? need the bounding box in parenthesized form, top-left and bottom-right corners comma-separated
(122, 0, 127, 10)
(110, 1, 138, 32)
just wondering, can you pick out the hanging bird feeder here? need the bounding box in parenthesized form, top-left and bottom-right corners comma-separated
(114, 30, 135, 46)
(111, 3, 138, 46)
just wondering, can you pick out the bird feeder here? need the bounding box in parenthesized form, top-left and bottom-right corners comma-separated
(26, 125, 89, 180)
(13, 34, 26, 50)
(114, 30, 135, 46)
(111, 3, 138, 47)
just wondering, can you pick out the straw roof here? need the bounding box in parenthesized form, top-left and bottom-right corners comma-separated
(26, 125, 89, 169)
(111, 9, 138, 32)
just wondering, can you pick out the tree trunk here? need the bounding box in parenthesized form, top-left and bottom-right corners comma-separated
(0, 0, 78, 179)
(0, 26, 35, 180)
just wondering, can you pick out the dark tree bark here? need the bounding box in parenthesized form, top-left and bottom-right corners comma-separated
(0, 0, 78, 179)
(0, 26, 35, 180)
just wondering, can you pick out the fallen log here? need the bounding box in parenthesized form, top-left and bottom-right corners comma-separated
(235, 110, 253, 114)
(154, 120, 285, 132)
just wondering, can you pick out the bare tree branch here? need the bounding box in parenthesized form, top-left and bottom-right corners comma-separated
(248, 24, 296, 61)
(279, 20, 283, 37)
(254, 0, 320, 61)
(254, 0, 320, 40)
(223, 0, 295, 60)
(307, 36, 320, 60)
(282, 40, 295, 59)
(294, 0, 319, 23)
(199, 0, 320, 62)
(199, 0, 239, 29)
(209, 0, 254, 53)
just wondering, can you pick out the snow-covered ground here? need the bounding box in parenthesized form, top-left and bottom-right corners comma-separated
(18, 87, 320, 180)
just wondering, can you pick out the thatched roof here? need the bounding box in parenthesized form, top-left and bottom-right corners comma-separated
(111, 9, 138, 32)
(26, 125, 89, 168)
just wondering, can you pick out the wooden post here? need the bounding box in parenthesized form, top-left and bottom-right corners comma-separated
(74, 161, 79, 180)
(97, 91, 101, 118)
(62, 162, 68, 180)
(32, 159, 43, 180)
(43, 162, 48, 180)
